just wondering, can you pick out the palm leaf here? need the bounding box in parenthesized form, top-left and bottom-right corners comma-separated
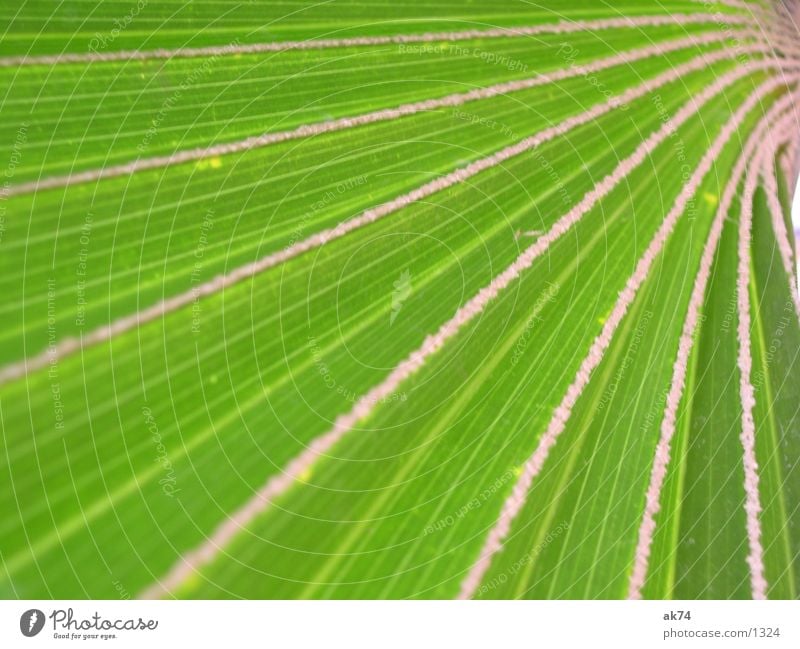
(0, 0, 798, 599)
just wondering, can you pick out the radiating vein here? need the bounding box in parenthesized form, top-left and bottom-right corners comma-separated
(457, 72, 790, 600)
(0, 13, 755, 69)
(627, 90, 798, 599)
(780, 130, 799, 185)
(5, 32, 761, 199)
(137, 58, 780, 601)
(734, 119, 791, 600)
(760, 148, 800, 321)
(0, 44, 777, 390)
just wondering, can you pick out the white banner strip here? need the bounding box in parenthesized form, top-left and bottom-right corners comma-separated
(0, 600, 797, 648)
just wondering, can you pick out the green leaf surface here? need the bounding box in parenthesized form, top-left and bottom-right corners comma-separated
(0, 0, 798, 600)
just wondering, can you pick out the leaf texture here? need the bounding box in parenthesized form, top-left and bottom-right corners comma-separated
(0, 0, 799, 600)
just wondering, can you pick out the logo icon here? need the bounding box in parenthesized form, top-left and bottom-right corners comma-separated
(20, 609, 45, 637)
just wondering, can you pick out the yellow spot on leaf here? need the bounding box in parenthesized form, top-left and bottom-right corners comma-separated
(703, 192, 718, 206)
(179, 572, 202, 593)
(195, 156, 223, 170)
